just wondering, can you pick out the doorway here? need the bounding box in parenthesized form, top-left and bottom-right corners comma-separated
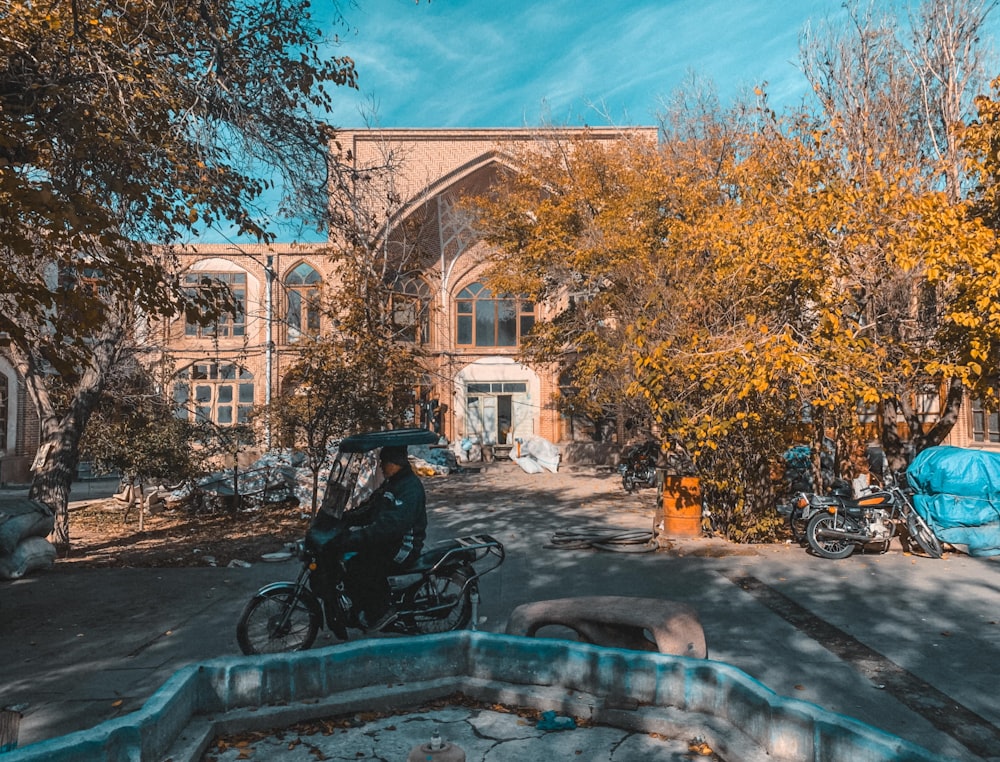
(464, 382, 530, 445)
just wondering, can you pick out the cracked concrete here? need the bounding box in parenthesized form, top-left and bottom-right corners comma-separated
(203, 706, 713, 762)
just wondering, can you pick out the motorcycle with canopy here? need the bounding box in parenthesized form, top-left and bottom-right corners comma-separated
(236, 428, 505, 655)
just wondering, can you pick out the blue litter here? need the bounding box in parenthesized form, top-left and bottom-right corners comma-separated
(536, 710, 576, 731)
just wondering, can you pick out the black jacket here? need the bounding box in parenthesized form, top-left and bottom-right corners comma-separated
(343, 463, 427, 565)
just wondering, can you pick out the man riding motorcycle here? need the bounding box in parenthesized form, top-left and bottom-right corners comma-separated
(315, 444, 427, 632)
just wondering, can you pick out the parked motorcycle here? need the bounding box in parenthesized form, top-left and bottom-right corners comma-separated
(618, 441, 659, 493)
(236, 428, 505, 655)
(779, 478, 853, 544)
(799, 474, 943, 560)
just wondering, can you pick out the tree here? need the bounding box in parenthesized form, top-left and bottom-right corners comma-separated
(0, 0, 357, 551)
(799, 0, 1000, 469)
(471, 130, 670, 443)
(271, 334, 418, 514)
(321, 134, 438, 429)
(472, 78, 999, 540)
(81, 356, 197, 528)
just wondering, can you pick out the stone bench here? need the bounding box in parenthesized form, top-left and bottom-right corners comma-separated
(505, 596, 707, 658)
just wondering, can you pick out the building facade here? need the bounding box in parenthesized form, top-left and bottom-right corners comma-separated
(0, 352, 40, 485)
(7, 128, 1000, 483)
(157, 128, 1000, 458)
(163, 128, 657, 452)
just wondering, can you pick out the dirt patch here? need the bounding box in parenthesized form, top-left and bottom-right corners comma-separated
(60, 463, 760, 568)
(63, 497, 309, 569)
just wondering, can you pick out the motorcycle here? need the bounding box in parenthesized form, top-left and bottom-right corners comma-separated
(799, 473, 943, 560)
(618, 441, 659, 493)
(236, 428, 505, 655)
(779, 478, 853, 544)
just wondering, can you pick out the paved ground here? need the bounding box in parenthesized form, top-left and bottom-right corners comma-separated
(2, 462, 1000, 760)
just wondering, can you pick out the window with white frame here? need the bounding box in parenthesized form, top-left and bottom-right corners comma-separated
(184, 271, 247, 338)
(916, 389, 941, 424)
(173, 362, 254, 426)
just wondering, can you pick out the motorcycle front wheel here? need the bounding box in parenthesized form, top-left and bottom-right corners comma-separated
(622, 473, 636, 493)
(407, 567, 473, 635)
(806, 512, 856, 559)
(236, 585, 321, 655)
(907, 511, 944, 559)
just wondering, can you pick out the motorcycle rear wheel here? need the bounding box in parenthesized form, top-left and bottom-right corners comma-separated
(907, 511, 944, 559)
(806, 512, 856, 559)
(407, 567, 473, 635)
(236, 586, 320, 655)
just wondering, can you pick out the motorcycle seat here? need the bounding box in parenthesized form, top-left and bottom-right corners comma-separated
(836, 490, 894, 514)
(414, 539, 476, 569)
(387, 541, 475, 590)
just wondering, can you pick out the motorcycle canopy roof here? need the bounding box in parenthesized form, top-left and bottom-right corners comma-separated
(338, 428, 438, 453)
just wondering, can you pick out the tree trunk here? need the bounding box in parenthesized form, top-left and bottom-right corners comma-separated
(881, 377, 965, 474)
(18, 321, 125, 555)
(28, 433, 79, 553)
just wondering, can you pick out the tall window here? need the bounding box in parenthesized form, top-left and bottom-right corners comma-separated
(0, 374, 8, 451)
(184, 271, 247, 338)
(972, 397, 1000, 443)
(173, 362, 254, 426)
(456, 282, 534, 347)
(916, 389, 941, 424)
(391, 276, 430, 343)
(286, 263, 321, 340)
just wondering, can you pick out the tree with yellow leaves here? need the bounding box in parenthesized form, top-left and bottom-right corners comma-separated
(473, 86, 999, 539)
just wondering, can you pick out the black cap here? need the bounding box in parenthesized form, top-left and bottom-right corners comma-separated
(379, 445, 409, 466)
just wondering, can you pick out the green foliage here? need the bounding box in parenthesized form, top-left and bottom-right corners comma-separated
(82, 359, 197, 484)
(270, 333, 421, 512)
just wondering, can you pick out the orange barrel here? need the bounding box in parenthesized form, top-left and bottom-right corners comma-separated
(658, 475, 702, 538)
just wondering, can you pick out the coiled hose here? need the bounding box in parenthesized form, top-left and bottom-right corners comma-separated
(545, 524, 658, 553)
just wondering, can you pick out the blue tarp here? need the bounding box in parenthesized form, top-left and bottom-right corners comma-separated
(906, 446, 1000, 557)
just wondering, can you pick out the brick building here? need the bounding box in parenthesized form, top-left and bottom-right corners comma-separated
(0, 352, 40, 485)
(162, 128, 658, 454)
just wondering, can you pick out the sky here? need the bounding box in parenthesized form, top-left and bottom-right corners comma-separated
(326, 0, 851, 130)
(215, 0, 996, 242)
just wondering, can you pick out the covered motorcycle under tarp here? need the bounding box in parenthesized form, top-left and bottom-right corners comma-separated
(907, 446, 1000, 557)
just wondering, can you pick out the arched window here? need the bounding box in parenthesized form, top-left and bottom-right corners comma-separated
(173, 361, 254, 426)
(391, 276, 430, 343)
(0, 373, 8, 451)
(285, 263, 322, 340)
(456, 282, 535, 347)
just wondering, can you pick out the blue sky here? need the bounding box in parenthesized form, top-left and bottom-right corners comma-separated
(326, 0, 850, 129)
(215, 0, 997, 242)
